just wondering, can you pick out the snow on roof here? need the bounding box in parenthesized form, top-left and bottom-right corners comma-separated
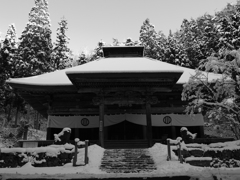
(66, 57, 183, 73)
(6, 57, 222, 87)
(7, 67, 73, 86)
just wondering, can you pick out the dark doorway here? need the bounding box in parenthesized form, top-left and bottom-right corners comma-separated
(74, 128, 99, 140)
(152, 126, 172, 139)
(108, 120, 144, 140)
(47, 127, 99, 141)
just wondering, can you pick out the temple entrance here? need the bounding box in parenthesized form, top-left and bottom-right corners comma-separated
(107, 120, 144, 140)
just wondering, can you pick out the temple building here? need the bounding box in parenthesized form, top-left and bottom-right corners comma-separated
(6, 46, 220, 148)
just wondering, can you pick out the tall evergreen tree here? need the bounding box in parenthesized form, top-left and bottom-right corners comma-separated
(52, 17, 71, 70)
(112, 38, 121, 46)
(216, 4, 240, 51)
(16, 0, 53, 77)
(139, 19, 169, 61)
(139, 19, 161, 60)
(0, 24, 23, 126)
(89, 40, 105, 61)
(177, 18, 203, 68)
(1, 24, 18, 78)
(165, 32, 190, 67)
(0, 24, 18, 112)
(124, 37, 140, 46)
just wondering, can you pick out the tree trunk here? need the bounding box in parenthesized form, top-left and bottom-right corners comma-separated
(23, 126, 29, 140)
(233, 115, 240, 139)
(34, 111, 39, 129)
(5, 101, 13, 127)
(231, 124, 240, 140)
(14, 105, 20, 127)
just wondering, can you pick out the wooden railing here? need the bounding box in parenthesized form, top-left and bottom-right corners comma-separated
(190, 138, 234, 144)
(167, 138, 183, 163)
(18, 140, 55, 148)
(72, 139, 89, 166)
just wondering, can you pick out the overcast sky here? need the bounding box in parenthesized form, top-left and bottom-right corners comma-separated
(0, 0, 236, 54)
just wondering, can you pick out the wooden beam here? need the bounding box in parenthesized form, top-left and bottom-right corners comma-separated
(171, 126, 176, 139)
(199, 126, 204, 138)
(78, 87, 173, 93)
(146, 103, 153, 147)
(99, 103, 104, 148)
(75, 128, 79, 139)
(47, 107, 186, 115)
(92, 96, 159, 106)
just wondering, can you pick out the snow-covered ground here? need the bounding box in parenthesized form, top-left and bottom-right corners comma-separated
(0, 142, 240, 180)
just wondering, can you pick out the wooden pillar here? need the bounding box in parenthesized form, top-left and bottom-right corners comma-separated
(46, 128, 52, 140)
(104, 126, 108, 140)
(99, 103, 105, 148)
(34, 111, 39, 129)
(146, 102, 153, 147)
(75, 128, 79, 139)
(171, 126, 176, 139)
(46, 96, 53, 140)
(143, 126, 147, 139)
(199, 126, 204, 138)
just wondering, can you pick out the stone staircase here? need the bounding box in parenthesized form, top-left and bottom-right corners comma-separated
(104, 140, 149, 149)
(100, 149, 157, 173)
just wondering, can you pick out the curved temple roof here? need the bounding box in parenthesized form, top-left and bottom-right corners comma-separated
(6, 56, 221, 88)
(6, 53, 223, 117)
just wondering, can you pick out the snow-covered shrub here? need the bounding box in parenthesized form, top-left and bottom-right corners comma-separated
(54, 127, 71, 145)
(0, 145, 75, 168)
(210, 158, 240, 168)
(180, 127, 197, 143)
(185, 157, 212, 167)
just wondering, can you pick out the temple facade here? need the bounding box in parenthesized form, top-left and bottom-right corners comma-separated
(7, 46, 219, 148)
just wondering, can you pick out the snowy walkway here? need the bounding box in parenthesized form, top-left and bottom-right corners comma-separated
(100, 149, 157, 173)
(1, 143, 240, 180)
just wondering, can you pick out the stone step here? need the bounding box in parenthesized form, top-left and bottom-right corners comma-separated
(101, 165, 156, 169)
(103, 169, 156, 173)
(104, 140, 149, 149)
(100, 148, 157, 173)
(101, 164, 155, 167)
(101, 161, 155, 164)
(101, 167, 156, 170)
(101, 166, 157, 170)
(101, 159, 155, 162)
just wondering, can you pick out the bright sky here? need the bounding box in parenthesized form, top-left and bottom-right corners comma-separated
(0, 0, 236, 54)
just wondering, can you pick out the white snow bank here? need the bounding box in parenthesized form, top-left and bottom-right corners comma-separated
(48, 143, 75, 150)
(0, 144, 105, 175)
(167, 137, 182, 145)
(76, 144, 105, 174)
(0, 143, 240, 180)
(185, 157, 212, 161)
(179, 140, 240, 152)
(209, 140, 240, 148)
(149, 143, 213, 179)
(1, 143, 75, 156)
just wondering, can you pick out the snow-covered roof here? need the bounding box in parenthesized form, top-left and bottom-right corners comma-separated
(6, 57, 221, 87)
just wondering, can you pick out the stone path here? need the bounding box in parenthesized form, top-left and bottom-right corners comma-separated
(100, 149, 157, 173)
